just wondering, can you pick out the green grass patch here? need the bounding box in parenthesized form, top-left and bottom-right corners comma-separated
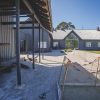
(64, 49, 72, 52)
(84, 50, 100, 54)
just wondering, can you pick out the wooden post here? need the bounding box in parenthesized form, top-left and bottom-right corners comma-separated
(32, 18, 35, 69)
(42, 29, 44, 60)
(95, 57, 100, 86)
(16, 0, 21, 86)
(39, 24, 41, 63)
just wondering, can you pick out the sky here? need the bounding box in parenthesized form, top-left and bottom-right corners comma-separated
(51, 0, 100, 29)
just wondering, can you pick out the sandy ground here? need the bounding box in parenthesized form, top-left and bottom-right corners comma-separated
(1, 50, 100, 100)
(60, 51, 100, 100)
(0, 50, 65, 100)
(60, 50, 100, 85)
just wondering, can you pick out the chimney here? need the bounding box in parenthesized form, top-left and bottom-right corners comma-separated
(97, 27, 100, 31)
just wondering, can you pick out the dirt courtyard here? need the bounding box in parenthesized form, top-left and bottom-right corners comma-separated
(1, 50, 100, 100)
(60, 50, 100, 85)
(60, 50, 100, 100)
(0, 50, 65, 100)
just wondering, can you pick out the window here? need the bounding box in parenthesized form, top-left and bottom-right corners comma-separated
(86, 42, 91, 47)
(98, 42, 100, 47)
(67, 33, 78, 40)
(38, 42, 47, 48)
(53, 42, 58, 47)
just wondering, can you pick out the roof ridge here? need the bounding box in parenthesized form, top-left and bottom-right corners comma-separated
(74, 29, 96, 30)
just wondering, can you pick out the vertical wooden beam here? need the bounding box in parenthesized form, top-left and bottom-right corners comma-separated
(0, 10, 3, 62)
(39, 24, 41, 63)
(95, 57, 100, 86)
(32, 18, 35, 69)
(16, 0, 21, 86)
(42, 29, 44, 60)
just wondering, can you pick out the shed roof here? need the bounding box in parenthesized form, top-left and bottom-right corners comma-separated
(52, 30, 100, 40)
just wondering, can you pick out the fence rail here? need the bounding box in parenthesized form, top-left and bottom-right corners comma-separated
(58, 56, 100, 100)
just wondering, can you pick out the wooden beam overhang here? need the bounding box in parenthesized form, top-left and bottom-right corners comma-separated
(38, 15, 49, 21)
(46, 0, 52, 31)
(32, 1, 51, 30)
(33, 0, 46, 6)
(0, 0, 52, 31)
(13, 26, 41, 29)
(0, 9, 31, 16)
(1, 21, 37, 25)
(28, 0, 52, 31)
(0, 12, 31, 16)
(34, 11, 51, 27)
(33, 3, 48, 13)
(22, 0, 51, 31)
(35, 10, 49, 18)
(0, 0, 14, 7)
(22, 0, 41, 24)
(0, 6, 32, 16)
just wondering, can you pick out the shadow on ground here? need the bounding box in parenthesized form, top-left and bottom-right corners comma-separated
(43, 50, 66, 57)
(0, 61, 62, 100)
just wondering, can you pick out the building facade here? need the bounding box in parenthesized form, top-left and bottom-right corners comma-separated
(52, 30, 100, 50)
(20, 23, 52, 53)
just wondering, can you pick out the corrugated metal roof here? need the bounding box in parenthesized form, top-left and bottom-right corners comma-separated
(52, 30, 100, 40)
(74, 30, 100, 40)
(52, 30, 71, 40)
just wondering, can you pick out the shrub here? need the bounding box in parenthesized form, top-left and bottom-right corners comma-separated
(67, 49, 72, 52)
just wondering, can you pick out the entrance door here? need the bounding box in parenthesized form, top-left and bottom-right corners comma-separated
(66, 40, 78, 49)
(53, 42, 59, 49)
(20, 40, 26, 52)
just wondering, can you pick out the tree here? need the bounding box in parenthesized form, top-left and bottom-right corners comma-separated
(55, 21, 75, 31)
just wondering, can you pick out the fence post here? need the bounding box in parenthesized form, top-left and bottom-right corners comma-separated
(95, 57, 100, 86)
